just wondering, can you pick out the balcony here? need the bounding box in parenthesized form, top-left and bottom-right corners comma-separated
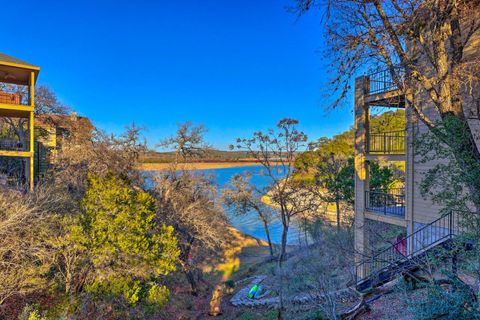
(0, 91, 22, 105)
(365, 188, 405, 218)
(366, 67, 405, 107)
(0, 139, 28, 151)
(367, 130, 405, 155)
(0, 85, 33, 118)
(368, 67, 404, 95)
(0, 87, 30, 105)
(0, 137, 31, 157)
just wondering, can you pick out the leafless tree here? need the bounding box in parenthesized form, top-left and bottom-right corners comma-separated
(231, 118, 321, 318)
(157, 121, 211, 164)
(50, 123, 147, 198)
(222, 172, 275, 256)
(268, 217, 355, 320)
(153, 122, 228, 296)
(0, 185, 69, 305)
(232, 119, 319, 263)
(34, 85, 71, 115)
(153, 171, 228, 295)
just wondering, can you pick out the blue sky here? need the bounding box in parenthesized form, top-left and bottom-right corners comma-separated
(4, 0, 354, 150)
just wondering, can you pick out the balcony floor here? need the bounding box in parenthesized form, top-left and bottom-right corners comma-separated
(365, 89, 405, 107)
(366, 154, 406, 162)
(366, 206, 405, 218)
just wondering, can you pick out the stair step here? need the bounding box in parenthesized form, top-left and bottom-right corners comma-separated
(355, 210, 474, 291)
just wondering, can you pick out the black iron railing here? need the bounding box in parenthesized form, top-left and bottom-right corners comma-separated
(367, 130, 405, 154)
(356, 210, 462, 285)
(368, 67, 405, 95)
(0, 139, 26, 151)
(365, 188, 405, 217)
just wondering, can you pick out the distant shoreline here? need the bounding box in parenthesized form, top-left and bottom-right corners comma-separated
(138, 161, 268, 171)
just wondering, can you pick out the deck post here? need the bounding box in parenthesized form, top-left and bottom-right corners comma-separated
(354, 75, 370, 279)
(29, 71, 35, 191)
(405, 88, 415, 255)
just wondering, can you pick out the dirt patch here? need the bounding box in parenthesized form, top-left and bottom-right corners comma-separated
(357, 289, 419, 320)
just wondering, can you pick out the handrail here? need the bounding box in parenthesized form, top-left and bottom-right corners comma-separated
(365, 189, 405, 217)
(356, 210, 461, 285)
(0, 139, 26, 151)
(370, 129, 405, 134)
(369, 187, 405, 194)
(367, 130, 405, 154)
(368, 67, 405, 95)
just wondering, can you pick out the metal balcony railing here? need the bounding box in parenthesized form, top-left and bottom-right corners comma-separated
(365, 188, 405, 217)
(368, 67, 405, 95)
(355, 210, 463, 287)
(0, 139, 28, 151)
(367, 130, 405, 154)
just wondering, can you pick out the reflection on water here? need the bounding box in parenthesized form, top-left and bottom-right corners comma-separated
(144, 166, 309, 245)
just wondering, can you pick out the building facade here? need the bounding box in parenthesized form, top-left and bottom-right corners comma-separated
(0, 53, 39, 190)
(35, 113, 94, 179)
(353, 65, 480, 291)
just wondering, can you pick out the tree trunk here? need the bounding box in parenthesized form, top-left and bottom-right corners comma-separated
(277, 307, 283, 320)
(303, 216, 309, 247)
(73, 265, 90, 294)
(335, 196, 341, 231)
(277, 222, 289, 320)
(278, 223, 289, 266)
(179, 240, 198, 296)
(262, 219, 274, 256)
(184, 267, 198, 296)
(65, 268, 72, 295)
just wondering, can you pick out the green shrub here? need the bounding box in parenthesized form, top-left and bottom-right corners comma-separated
(80, 173, 180, 278)
(19, 305, 48, 320)
(146, 284, 170, 308)
(86, 276, 170, 311)
(87, 276, 143, 306)
(77, 173, 179, 302)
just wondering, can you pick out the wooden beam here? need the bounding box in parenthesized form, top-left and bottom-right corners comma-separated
(0, 150, 32, 157)
(29, 71, 35, 191)
(365, 89, 404, 107)
(29, 119, 34, 190)
(365, 211, 407, 227)
(366, 154, 406, 162)
(0, 61, 40, 71)
(0, 102, 34, 116)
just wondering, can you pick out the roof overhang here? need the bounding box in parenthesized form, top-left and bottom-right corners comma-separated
(0, 53, 40, 85)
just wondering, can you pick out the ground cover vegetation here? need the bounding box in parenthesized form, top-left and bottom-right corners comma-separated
(0, 97, 231, 318)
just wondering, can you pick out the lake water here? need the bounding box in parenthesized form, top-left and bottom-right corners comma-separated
(145, 166, 308, 245)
